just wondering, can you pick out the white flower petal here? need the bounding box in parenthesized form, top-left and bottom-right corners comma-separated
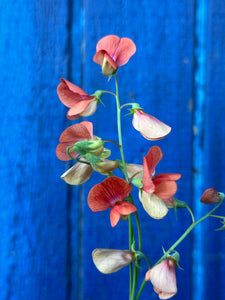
(61, 161, 93, 185)
(140, 191, 168, 219)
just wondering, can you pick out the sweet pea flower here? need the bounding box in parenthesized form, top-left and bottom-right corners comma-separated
(56, 121, 93, 161)
(132, 108, 171, 141)
(88, 177, 136, 227)
(140, 146, 181, 219)
(57, 78, 99, 120)
(145, 258, 178, 299)
(92, 249, 135, 274)
(200, 188, 221, 205)
(61, 160, 93, 185)
(93, 35, 136, 76)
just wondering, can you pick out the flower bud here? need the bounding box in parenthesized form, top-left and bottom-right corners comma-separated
(92, 249, 135, 274)
(93, 158, 119, 174)
(72, 138, 104, 156)
(200, 188, 221, 205)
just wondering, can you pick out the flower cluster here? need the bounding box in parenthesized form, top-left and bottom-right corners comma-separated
(56, 35, 225, 300)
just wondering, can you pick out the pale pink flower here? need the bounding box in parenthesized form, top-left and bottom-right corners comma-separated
(145, 258, 177, 299)
(132, 109, 171, 141)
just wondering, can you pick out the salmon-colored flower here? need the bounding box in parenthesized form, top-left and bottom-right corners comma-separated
(57, 78, 99, 120)
(200, 188, 220, 205)
(145, 258, 178, 299)
(132, 108, 171, 141)
(93, 35, 136, 76)
(140, 146, 181, 219)
(92, 249, 135, 274)
(88, 177, 136, 227)
(56, 121, 93, 161)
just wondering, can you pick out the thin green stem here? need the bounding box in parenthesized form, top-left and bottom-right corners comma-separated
(155, 199, 224, 266)
(103, 139, 121, 148)
(185, 204, 195, 223)
(120, 102, 135, 110)
(101, 90, 116, 97)
(135, 278, 146, 300)
(209, 214, 225, 220)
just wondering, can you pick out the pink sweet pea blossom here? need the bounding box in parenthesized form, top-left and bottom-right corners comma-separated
(132, 109, 171, 141)
(56, 121, 93, 161)
(93, 35, 136, 76)
(57, 78, 98, 120)
(88, 177, 136, 227)
(140, 146, 181, 219)
(200, 188, 220, 204)
(145, 258, 178, 299)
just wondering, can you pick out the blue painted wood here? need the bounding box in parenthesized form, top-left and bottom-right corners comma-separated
(1, 0, 225, 299)
(0, 1, 72, 299)
(192, 1, 225, 299)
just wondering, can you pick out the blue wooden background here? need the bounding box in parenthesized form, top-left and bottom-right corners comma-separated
(0, 0, 225, 299)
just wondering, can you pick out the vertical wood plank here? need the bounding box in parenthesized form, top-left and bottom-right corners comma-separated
(0, 1, 71, 299)
(193, 1, 225, 299)
(80, 1, 195, 299)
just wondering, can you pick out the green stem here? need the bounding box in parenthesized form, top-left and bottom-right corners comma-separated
(101, 90, 116, 97)
(209, 214, 225, 220)
(135, 278, 146, 300)
(155, 199, 224, 266)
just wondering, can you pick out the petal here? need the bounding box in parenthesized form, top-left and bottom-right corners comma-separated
(92, 248, 135, 274)
(126, 163, 143, 179)
(56, 142, 78, 161)
(150, 259, 177, 296)
(96, 35, 121, 57)
(200, 188, 220, 204)
(93, 159, 119, 174)
(80, 99, 98, 117)
(61, 161, 93, 185)
(57, 78, 89, 108)
(133, 110, 171, 141)
(140, 191, 168, 219)
(114, 202, 137, 215)
(59, 122, 93, 143)
(110, 207, 121, 227)
(114, 37, 136, 67)
(93, 50, 118, 71)
(143, 146, 163, 194)
(154, 180, 178, 200)
(88, 177, 132, 212)
(154, 173, 181, 182)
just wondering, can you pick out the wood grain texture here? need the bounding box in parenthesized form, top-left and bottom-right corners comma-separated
(0, 1, 70, 299)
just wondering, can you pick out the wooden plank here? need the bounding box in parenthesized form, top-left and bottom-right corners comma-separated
(0, 1, 71, 299)
(192, 1, 225, 299)
(80, 0, 195, 299)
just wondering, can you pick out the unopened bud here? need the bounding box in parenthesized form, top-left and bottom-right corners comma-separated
(72, 138, 104, 156)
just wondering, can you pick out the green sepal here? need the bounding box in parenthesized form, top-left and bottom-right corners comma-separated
(132, 178, 143, 188)
(99, 148, 111, 158)
(218, 192, 225, 201)
(92, 90, 103, 100)
(83, 153, 103, 168)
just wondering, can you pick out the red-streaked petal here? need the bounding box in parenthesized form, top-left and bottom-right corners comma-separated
(154, 173, 181, 182)
(88, 177, 132, 212)
(110, 207, 121, 227)
(133, 110, 171, 141)
(96, 35, 121, 57)
(114, 37, 136, 67)
(56, 143, 78, 161)
(115, 202, 137, 215)
(59, 122, 93, 143)
(143, 146, 163, 194)
(154, 180, 178, 200)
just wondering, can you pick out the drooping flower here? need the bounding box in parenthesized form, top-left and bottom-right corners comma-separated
(88, 177, 136, 227)
(93, 35, 136, 76)
(56, 121, 94, 161)
(61, 158, 119, 185)
(140, 146, 181, 219)
(200, 188, 220, 205)
(132, 108, 171, 141)
(57, 78, 99, 120)
(61, 160, 93, 185)
(145, 258, 178, 299)
(92, 249, 135, 274)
